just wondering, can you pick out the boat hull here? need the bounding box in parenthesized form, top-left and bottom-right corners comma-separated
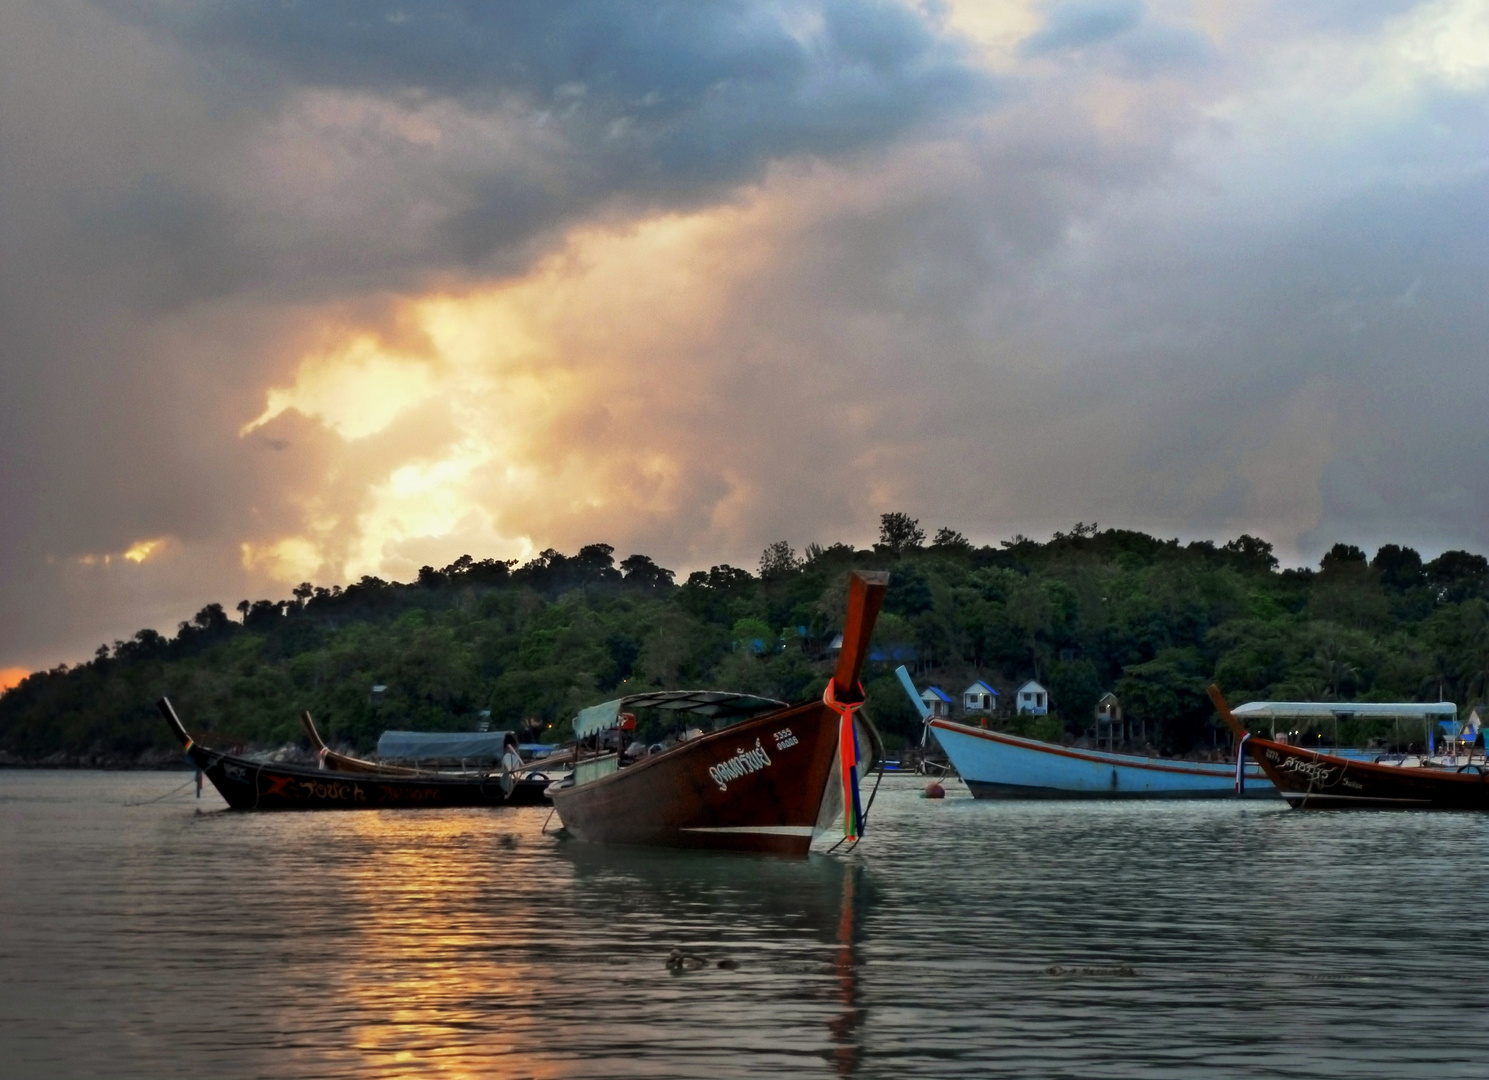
(185, 743, 551, 810)
(550, 700, 874, 856)
(1247, 737, 1489, 810)
(929, 720, 1276, 799)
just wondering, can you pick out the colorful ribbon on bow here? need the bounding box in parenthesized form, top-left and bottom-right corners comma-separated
(823, 679, 866, 842)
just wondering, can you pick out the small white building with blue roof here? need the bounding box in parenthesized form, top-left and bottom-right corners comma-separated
(962, 680, 998, 714)
(920, 686, 953, 718)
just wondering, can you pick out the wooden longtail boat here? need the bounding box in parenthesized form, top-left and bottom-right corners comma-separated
(159, 698, 550, 810)
(895, 665, 1271, 797)
(926, 718, 1276, 799)
(1209, 685, 1489, 810)
(297, 711, 555, 805)
(546, 571, 889, 856)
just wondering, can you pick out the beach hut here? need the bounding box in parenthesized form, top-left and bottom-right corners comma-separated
(962, 680, 998, 715)
(1094, 692, 1123, 750)
(920, 686, 953, 718)
(1015, 680, 1048, 716)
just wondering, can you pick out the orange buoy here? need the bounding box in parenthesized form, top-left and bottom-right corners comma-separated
(923, 781, 945, 799)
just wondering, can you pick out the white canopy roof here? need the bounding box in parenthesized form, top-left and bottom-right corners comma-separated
(572, 690, 787, 740)
(1232, 701, 1457, 720)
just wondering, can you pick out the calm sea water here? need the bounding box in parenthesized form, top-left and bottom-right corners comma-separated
(3, 770, 1487, 1079)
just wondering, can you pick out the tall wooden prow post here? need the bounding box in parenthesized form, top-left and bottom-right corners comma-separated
(1208, 684, 1275, 795)
(1207, 684, 1250, 740)
(825, 571, 889, 844)
(832, 571, 890, 704)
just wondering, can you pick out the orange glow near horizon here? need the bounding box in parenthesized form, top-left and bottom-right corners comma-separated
(0, 667, 29, 693)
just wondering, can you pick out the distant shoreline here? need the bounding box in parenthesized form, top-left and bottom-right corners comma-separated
(0, 751, 191, 771)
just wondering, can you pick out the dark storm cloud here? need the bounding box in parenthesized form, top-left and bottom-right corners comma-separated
(0, 0, 991, 667)
(113, 0, 966, 109)
(106, 0, 991, 268)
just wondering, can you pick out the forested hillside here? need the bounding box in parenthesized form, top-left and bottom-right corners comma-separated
(4, 515, 1488, 763)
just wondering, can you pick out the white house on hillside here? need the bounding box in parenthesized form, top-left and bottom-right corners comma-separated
(962, 680, 998, 714)
(921, 686, 953, 718)
(1016, 679, 1048, 716)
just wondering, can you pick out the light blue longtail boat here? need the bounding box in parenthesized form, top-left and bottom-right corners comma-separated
(893, 665, 1275, 799)
(926, 719, 1276, 799)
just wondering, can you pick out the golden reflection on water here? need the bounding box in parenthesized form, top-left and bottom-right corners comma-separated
(270, 805, 880, 1078)
(12, 775, 1489, 1077)
(310, 809, 567, 1079)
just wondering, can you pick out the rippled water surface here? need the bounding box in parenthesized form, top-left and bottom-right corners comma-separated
(4, 770, 1489, 1078)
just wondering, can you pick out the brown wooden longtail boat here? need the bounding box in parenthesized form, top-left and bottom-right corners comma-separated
(545, 570, 889, 855)
(1209, 685, 1489, 810)
(159, 698, 550, 810)
(297, 711, 558, 805)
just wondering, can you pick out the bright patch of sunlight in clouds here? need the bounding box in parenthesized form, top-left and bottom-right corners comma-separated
(121, 538, 167, 564)
(242, 335, 438, 441)
(238, 202, 770, 585)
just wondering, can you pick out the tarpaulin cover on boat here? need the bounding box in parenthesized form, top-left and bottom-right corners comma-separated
(573, 691, 787, 740)
(376, 730, 516, 761)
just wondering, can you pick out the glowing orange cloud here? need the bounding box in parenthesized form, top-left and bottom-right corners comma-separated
(238, 190, 794, 586)
(0, 668, 29, 694)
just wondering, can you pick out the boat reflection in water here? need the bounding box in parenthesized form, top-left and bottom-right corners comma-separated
(550, 842, 875, 1075)
(830, 862, 867, 1077)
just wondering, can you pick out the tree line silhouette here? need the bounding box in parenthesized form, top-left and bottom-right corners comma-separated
(3, 515, 1488, 761)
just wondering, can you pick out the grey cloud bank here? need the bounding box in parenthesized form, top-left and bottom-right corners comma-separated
(2, 0, 1488, 670)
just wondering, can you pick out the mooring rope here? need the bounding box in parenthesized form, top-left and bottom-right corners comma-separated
(122, 776, 196, 806)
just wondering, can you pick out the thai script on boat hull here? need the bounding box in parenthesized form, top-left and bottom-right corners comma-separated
(709, 739, 772, 792)
(1273, 752, 1336, 784)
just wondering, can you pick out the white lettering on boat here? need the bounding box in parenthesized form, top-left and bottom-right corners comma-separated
(773, 728, 798, 750)
(1279, 756, 1336, 784)
(708, 738, 773, 792)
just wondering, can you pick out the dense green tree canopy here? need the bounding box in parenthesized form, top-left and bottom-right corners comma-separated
(4, 526, 1488, 759)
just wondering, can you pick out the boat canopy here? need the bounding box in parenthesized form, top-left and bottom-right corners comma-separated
(573, 691, 787, 740)
(1232, 701, 1457, 720)
(376, 730, 516, 761)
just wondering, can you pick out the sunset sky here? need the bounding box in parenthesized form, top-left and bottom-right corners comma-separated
(3, 1, 1488, 672)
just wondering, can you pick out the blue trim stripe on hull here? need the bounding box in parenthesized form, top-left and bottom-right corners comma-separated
(930, 720, 1277, 800)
